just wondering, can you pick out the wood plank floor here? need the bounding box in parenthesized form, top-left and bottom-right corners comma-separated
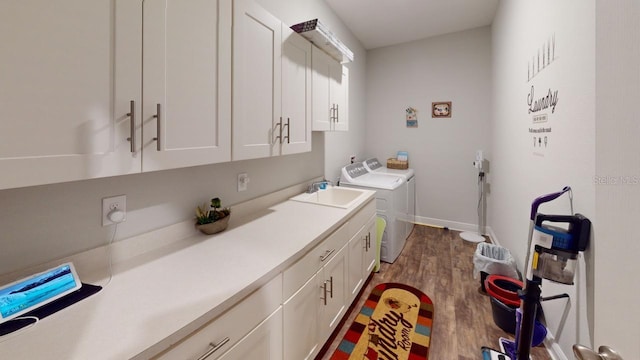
(317, 225, 551, 360)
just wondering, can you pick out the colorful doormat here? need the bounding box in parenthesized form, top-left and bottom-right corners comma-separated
(330, 283, 434, 360)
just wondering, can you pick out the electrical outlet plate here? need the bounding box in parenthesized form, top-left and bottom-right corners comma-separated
(237, 173, 249, 192)
(102, 195, 126, 226)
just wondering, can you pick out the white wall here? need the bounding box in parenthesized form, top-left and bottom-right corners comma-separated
(594, 1, 640, 358)
(365, 27, 493, 228)
(0, 0, 366, 276)
(491, 1, 595, 357)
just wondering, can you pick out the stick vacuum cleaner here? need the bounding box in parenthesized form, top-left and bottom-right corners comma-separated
(482, 187, 591, 359)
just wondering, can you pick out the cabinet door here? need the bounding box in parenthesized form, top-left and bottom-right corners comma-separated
(218, 308, 283, 360)
(142, 0, 231, 171)
(332, 65, 349, 131)
(0, 0, 141, 190)
(347, 228, 366, 302)
(232, 0, 281, 161)
(311, 47, 333, 131)
(283, 273, 321, 360)
(363, 217, 377, 274)
(281, 26, 312, 155)
(320, 244, 348, 341)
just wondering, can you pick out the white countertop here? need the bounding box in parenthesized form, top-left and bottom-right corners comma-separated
(0, 191, 374, 360)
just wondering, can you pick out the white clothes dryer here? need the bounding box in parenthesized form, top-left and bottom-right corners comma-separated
(362, 158, 416, 239)
(340, 163, 408, 263)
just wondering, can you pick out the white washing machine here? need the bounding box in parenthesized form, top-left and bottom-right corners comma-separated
(363, 158, 416, 239)
(340, 163, 408, 263)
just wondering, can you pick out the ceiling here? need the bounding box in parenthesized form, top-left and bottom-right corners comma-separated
(324, 0, 499, 50)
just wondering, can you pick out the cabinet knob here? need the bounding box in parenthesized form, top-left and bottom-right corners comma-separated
(126, 100, 136, 153)
(273, 117, 282, 144)
(321, 281, 328, 305)
(197, 337, 230, 360)
(152, 103, 162, 151)
(320, 248, 335, 262)
(283, 117, 290, 144)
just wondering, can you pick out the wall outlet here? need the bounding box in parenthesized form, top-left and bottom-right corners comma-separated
(237, 173, 249, 192)
(102, 195, 126, 226)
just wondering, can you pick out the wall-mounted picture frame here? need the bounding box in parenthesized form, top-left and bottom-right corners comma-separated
(432, 101, 452, 118)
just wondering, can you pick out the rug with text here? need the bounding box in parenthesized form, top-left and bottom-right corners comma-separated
(330, 282, 434, 360)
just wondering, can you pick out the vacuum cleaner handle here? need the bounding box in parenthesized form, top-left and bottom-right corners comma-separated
(530, 186, 571, 220)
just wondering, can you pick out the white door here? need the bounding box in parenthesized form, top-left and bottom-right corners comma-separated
(281, 26, 312, 155)
(311, 47, 333, 131)
(331, 64, 349, 131)
(283, 273, 321, 360)
(232, 0, 281, 160)
(218, 308, 283, 360)
(142, 0, 231, 171)
(0, 0, 141, 190)
(320, 244, 348, 340)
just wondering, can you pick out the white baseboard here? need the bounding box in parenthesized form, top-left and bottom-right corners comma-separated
(413, 216, 496, 243)
(413, 215, 480, 233)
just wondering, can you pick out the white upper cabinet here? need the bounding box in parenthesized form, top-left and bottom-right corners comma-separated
(281, 26, 312, 155)
(232, 0, 281, 161)
(311, 47, 349, 132)
(233, 0, 312, 161)
(0, 0, 142, 190)
(0, 0, 232, 190)
(142, 0, 232, 171)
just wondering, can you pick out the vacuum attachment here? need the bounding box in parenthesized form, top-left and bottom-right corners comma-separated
(531, 213, 591, 284)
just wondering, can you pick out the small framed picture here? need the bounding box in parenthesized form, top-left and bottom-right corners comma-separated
(432, 101, 452, 118)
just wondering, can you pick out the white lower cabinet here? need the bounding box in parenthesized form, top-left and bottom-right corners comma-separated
(153, 275, 282, 360)
(153, 199, 376, 360)
(319, 244, 348, 341)
(283, 272, 322, 360)
(283, 199, 376, 360)
(282, 244, 347, 360)
(218, 308, 282, 360)
(347, 200, 378, 302)
(347, 215, 376, 301)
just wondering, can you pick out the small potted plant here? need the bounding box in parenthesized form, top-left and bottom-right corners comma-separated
(195, 197, 231, 235)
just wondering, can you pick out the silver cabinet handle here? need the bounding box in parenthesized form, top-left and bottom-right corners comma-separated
(283, 117, 290, 144)
(367, 232, 371, 250)
(335, 104, 339, 122)
(273, 117, 282, 144)
(328, 276, 333, 298)
(321, 281, 327, 305)
(152, 103, 161, 151)
(320, 249, 335, 262)
(197, 337, 230, 360)
(126, 100, 136, 153)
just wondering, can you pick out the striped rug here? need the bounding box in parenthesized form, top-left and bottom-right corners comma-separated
(330, 283, 434, 360)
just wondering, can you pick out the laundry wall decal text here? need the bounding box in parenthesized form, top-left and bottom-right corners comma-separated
(527, 85, 559, 114)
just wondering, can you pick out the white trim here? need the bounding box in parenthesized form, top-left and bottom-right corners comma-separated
(543, 333, 569, 360)
(412, 216, 502, 245)
(413, 215, 482, 233)
(487, 226, 500, 246)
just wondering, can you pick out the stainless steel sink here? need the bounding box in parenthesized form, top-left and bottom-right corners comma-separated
(290, 186, 369, 209)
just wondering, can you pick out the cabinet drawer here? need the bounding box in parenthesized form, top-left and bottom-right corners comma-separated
(154, 274, 282, 360)
(347, 199, 376, 237)
(283, 223, 348, 300)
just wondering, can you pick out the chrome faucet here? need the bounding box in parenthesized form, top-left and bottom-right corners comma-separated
(307, 179, 334, 193)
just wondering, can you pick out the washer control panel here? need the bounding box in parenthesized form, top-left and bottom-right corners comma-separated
(344, 163, 368, 179)
(364, 158, 383, 171)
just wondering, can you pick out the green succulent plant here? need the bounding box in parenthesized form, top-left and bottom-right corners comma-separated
(195, 197, 230, 225)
